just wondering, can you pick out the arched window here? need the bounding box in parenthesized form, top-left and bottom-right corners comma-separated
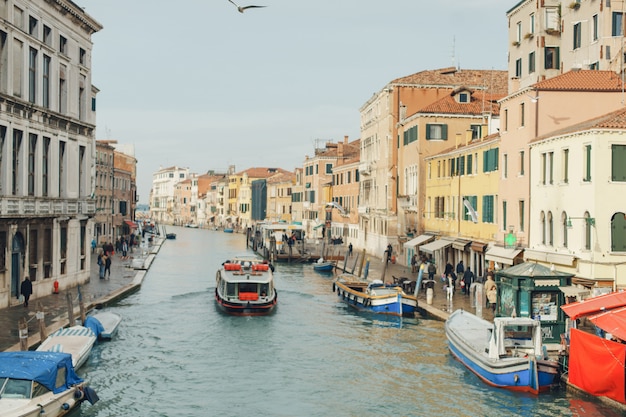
(548, 211, 554, 246)
(584, 211, 592, 250)
(562, 212, 568, 248)
(611, 212, 626, 252)
(540, 211, 546, 245)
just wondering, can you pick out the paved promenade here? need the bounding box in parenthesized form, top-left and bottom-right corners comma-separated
(0, 238, 490, 352)
(0, 238, 165, 352)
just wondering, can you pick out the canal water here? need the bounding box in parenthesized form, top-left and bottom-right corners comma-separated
(75, 227, 620, 417)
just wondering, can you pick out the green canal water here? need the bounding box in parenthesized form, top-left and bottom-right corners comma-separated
(74, 226, 620, 417)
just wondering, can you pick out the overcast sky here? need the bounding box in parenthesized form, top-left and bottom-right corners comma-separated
(77, 0, 509, 204)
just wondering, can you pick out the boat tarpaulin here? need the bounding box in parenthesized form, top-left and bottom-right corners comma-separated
(561, 291, 626, 320)
(0, 351, 82, 394)
(569, 328, 626, 404)
(589, 306, 626, 342)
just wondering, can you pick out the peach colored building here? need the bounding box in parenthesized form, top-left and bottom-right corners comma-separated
(266, 171, 296, 223)
(329, 140, 360, 245)
(498, 70, 626, 254)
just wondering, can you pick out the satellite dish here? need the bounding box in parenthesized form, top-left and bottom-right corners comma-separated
(463, 198, 479, 223)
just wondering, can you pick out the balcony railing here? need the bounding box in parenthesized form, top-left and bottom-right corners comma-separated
(0, 197, 96, 217)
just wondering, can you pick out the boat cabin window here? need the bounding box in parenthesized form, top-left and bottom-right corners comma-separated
(1, 378, 32, 399)
(260, 283, 269, 296)
(239, 283, 257, 293)
(226, 282, 237, 296)
(55, 367, 67, 389)
(31, 381, 49, 398)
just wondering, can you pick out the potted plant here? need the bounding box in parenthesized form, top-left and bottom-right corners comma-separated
(569, 1, 580, 9)
(512, 41, 520, 46)
(524, 33, 534, 39)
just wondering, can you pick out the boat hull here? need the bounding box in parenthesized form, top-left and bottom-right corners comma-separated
(36, 326, 96, 370)
(333, 280, 417, 317)
(313, 263, 334, 272)
(215, 290, 277, 316)
(445, 310, 559, 394)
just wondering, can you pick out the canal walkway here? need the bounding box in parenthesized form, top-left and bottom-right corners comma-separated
(0, 237, 165, 352)
(0, 237, 489, 352)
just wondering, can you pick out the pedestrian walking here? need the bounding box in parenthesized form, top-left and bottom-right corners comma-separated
(462, 267, 474, 296)
(485, 272, 497, 311)
(428, 261, 436, 280)
(20, 276, 32, 307)
(348, 242, 353, 257)
(98, 253, 106, 279)
(122, 239, 128, 260)
(91, 238, 96, 254)
(411, 254, 418, 273)
(105, 254, 112, 279)
(456, 260, 465, 275)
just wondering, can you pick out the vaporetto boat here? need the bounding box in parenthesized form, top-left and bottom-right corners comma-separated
(215, 257, 277, 316)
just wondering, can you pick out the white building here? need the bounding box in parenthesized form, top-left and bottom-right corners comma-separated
(0, 1, 102, 308)
(150, 166, 189, 224)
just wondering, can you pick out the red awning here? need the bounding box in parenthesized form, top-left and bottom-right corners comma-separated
(561, 292, 626, 320)
(589, 306, 626, 342)
(124, 220, 138, 229)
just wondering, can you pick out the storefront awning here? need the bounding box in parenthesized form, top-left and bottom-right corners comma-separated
(313, 224, 324, 230)
(124, 220, 138, 229)
(559, 286, 590, 299)
(419, 238, 453, 255)
(452, 239, 472, 251)
(484, 246, 522, 265)
(561, 291, 626, 320)
(589, 306, 626, 341)
(403, 234, 435, 249)
(470, 241, 488, 253)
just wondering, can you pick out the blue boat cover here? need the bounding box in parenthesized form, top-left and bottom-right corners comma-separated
(84, 316, 104, 338)
(0, 351, 83, 394)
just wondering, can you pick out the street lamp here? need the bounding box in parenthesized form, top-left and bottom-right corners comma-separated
(566, 216, 595, 228)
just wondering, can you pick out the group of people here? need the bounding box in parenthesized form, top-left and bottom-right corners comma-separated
(437, 259, 497, 310)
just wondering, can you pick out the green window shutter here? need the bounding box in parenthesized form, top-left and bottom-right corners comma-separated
(467, 154, 473, 174)
(483, 150, 488, 172)
(426, 124, 432, 140)
(612, 145, 626, 181)
(442, 124, 448, 140)
(585, 145, 592, 181)
(503, 201, 507, 231)
(403, 131, 407, 146)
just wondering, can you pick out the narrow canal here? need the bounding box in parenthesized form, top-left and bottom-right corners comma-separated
(76, 227, 619, 417)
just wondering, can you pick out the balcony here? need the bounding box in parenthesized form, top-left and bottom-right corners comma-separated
(397, 195, 418, 211)
(358, 162, 371, 175)
(0, 197, 96, 217)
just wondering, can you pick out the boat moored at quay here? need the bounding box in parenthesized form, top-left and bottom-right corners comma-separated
(332, 276, 418, 317)
(215, 257, 277, 316)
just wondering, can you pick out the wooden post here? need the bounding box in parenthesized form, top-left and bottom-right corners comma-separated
(66, 291, 74, 326)
(37, 302, 47, 342)
(18, 317, 28, 351)
(343, 251, 348, 272)
(350, 252, 360, 275)
(78, 285, 86, 324)
(357, 249, 366, 277)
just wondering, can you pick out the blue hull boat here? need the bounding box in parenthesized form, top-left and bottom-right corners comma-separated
(332, 277, 417, 317)
(445, 309, 560, 394)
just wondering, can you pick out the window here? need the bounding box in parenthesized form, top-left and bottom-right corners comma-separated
(515, 58, 522, 77)
(58, 65, 67, 114)
(79, 48, 86, 65)
(530, 13, 535, 34)
(458, 92, 469, 103)
(562, 212, 568, 248)
(467, 154, 473, 175)
(59, 35, 67, 54)
(611, 212, 626, 252)
(503, 154, 508, 179)
(78, 75, 86, 120)
(592, 14, 598, 41)
(42, 55, 50, 108)
(28, 16, 37, 37)
(463, 196, 477, 222)
(483, 148, 499, 173)
(563, 148, 569, 183)
(541, 153, 547, 184)
(470, 124, 482, 139)
(549, 152, 554, 184)
(403, 125, 418, 145)
(519, 150, 525, 175)
(28, 134, 36, 196)
(545, 47, 560, 69)
(503, 201, 508, 231)
(529, 51, 535, 73)
(520, 102, 525, 127)
(42, 137, 49, 196)
(13, 39, 23, 97)
(426, 124, 448, 140)
(613, 12, 624, 36)
(546, 8, 559, 30)
(325, 163, 332, 174)
(541, 211, 546, 244)
(482, 195, 495, 223)
(519, 200, 525, 232)
(584, 211, 592, 250)
(611, 145, 626, 181)
(58, 141, 65, 196)
(12, 129, 22, 195)
(573, 22, 582, 49)
(28, 48, 36, 103)
(43, 25, 52, 46)
(516, 21, 522, 42)
(584, 144, 591, 182)
(548, 211, 554, 246)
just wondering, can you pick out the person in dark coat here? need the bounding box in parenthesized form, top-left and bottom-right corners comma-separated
(20, 277, 32, 307)
(104, 254, 112, 279)
(462, 267, 474, 295)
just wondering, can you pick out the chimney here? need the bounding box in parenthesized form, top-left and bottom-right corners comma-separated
(344, 135, 349, 144)
(455, 133, 462, 149)
(465, 129, 473, 146)
(338, 142, 344, 159)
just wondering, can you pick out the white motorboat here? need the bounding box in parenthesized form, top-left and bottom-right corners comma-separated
(0, 351, 98, 417)
(36, 325, 97, 370)
(86, 311, 122, 340)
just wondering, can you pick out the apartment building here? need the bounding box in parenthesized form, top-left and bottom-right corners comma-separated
(0, 1, 102, 308)
(150, 166, 189, 224)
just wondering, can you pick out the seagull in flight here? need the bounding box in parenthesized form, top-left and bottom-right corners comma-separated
(228, 0, 266, 13)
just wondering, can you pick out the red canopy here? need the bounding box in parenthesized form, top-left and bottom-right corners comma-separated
(561, 292, 626, 320)
(589, 306, 626, 342)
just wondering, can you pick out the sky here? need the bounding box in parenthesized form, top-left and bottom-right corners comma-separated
(77, 0, 510, 204)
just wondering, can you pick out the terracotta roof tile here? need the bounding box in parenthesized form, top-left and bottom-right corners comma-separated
(235, 167, 291, 178)
(533, 70, 625, 92)
(419, 89, 503, 115)
(390, 67, 508, 94)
